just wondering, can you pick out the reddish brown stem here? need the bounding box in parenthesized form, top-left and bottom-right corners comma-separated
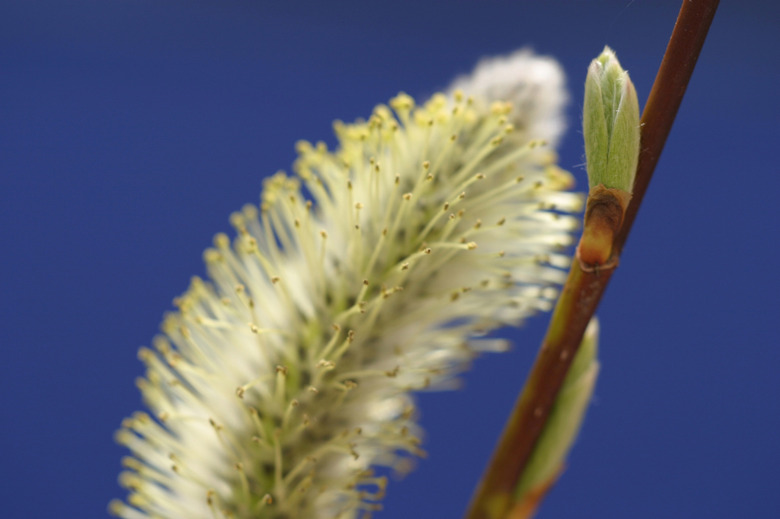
(464, 1, 719, 518)
(616, 0, 720, 254)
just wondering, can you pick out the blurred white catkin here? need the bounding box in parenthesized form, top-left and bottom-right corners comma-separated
(112, 49, 583, 519)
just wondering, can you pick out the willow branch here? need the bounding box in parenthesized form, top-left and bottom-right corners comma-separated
(464, 1, 719, 518)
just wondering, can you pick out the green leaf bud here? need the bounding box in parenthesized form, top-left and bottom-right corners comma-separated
(514, 318, 600, 500)
(583, 47, 640, 192)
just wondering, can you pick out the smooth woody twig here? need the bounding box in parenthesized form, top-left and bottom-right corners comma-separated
(464, 1, 720, 518)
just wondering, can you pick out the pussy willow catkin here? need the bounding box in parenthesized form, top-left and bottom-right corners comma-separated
(112, 50, 582, 519)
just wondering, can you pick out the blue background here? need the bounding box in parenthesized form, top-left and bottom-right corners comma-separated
(2, 1, 778, 517)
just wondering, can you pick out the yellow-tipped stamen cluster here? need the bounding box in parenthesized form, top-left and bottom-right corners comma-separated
(112, 84, 582, 519)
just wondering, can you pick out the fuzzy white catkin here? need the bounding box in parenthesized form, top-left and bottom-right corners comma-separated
(111, 50, 582, 519)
